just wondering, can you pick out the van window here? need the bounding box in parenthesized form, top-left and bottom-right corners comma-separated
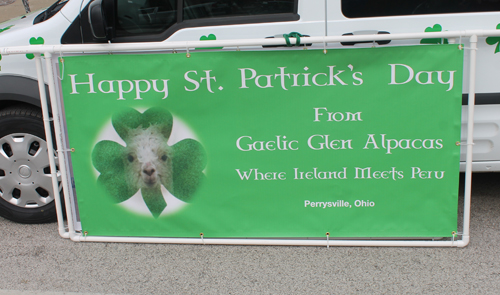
(342, 0, 500, 18)
(116, 0, 178, 36)
(62, 0, 298, 43)
(116, 0, 296, 37)
(183, 0, 296, 20)
(33, 0, 68, 24)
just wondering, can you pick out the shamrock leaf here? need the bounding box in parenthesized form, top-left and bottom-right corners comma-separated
(141, 187, 167, 218)
(92, 140, 137, 203)
(92, 107, 206, 218)
(171, 139, 207, 202)
(26, 37, 45, 60)
(0, 25, 14, 34)
(420, 24, 448, 45)
(112, 107, 173, 141)
(486, 24, 500, 53)
(196, 34, 223, 50)
(200, 34, 216, 41)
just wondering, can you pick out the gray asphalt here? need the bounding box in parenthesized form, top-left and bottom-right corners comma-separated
(1, 173, 500, 294)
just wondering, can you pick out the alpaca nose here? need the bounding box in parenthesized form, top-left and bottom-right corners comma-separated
(143, 167, 156, 176)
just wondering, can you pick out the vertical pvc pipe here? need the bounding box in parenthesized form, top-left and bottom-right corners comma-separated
(462, 35, 478, 247)
(324, 0, 328, 39)
(43, 52, 77, 237)
(34, 54, 68, 238)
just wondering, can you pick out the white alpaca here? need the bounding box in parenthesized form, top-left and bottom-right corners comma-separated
(124, 124, 174, 192)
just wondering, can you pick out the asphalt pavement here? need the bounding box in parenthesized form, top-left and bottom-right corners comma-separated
(0, 173, 499, 294)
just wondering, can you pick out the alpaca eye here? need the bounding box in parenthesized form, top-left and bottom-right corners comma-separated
(161, 155, 168, 161)
(128, 154, 134, 162)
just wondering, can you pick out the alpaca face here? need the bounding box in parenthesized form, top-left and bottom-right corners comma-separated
(124, 125, 173, 191)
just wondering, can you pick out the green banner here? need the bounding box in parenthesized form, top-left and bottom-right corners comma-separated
(59, 45, 463, 238)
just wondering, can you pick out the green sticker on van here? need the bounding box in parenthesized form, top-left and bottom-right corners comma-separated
(421, 24, 449, 45)
(486, 23, 500, 53)
(0, 25, 13, 34)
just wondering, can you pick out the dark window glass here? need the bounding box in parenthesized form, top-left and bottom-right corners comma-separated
(115, 0, 177, 36)
(34, 0, 68, 24)
(114, 0, 296, 38)
(342, 0, 500, 18)
(183, 0, 295, 20)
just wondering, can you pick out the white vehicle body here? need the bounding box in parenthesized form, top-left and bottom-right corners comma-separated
(0, 0, 499, 223)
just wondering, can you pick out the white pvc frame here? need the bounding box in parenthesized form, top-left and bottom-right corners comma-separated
(3, 29, 497, 247)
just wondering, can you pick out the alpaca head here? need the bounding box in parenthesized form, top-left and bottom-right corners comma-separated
(124, 124, 173, 192)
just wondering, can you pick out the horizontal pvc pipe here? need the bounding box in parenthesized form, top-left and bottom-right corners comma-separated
(70, 234, 468, 247)
(2, 29, 500, 56)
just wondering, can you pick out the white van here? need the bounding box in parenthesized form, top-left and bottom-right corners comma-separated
(1, 0, 499, 223)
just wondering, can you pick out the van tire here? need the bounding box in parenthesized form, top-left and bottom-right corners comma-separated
(0, 105, 59, 224)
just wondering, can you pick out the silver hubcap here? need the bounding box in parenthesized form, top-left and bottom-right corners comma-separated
(0, 133, 60, 208)
(18, 165, 32, 178)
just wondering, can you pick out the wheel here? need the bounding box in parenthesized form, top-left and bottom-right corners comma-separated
(0, 105, 60, 223)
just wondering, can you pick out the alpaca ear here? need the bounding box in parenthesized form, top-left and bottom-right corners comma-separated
(141, 107, 173, 139)
(112, 108, 143, 141)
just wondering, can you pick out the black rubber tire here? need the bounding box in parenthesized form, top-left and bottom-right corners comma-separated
(0, 105, 58, 223)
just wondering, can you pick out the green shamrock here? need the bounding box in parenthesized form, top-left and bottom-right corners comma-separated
(0, 25, 14, 34)
(196, 34, 223, 50)
(26, 37, 45, 60)
(91, 107, 206, 218)
(420, 24, 448, 45)
(486, 24, 500, 53)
